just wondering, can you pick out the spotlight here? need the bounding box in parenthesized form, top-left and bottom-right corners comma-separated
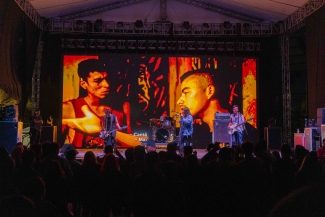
(223, 21, 232, 29)
(182, 21, 191, 30)
(76, 20, 83, 28)
(135, 20, 143, 28)
(202, 23, 209, 28)
(117, 22, 123, 28)
(243, 23, 250, 30)
(85, 21, 92, 32)
(95, 19, 103, 28)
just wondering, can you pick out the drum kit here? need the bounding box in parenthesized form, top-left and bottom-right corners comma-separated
(149, 114, 180, 143)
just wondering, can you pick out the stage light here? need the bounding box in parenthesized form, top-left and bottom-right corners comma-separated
(76, 20, 83, 28)
(85, 21, 92, 32)
(202, 23, 209, 28)
(117, 22, 123, 28)
(223, 21, 232, 29)
(135, 20, 143, 28)
(244, 23, 251, 30)
(95, 19, 103, 30)
(182, 21, 191, 30)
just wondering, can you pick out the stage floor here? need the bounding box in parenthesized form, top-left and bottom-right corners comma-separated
(74, 147, 208, 160)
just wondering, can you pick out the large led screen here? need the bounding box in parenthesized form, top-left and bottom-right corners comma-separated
(61, 55, 257, 149)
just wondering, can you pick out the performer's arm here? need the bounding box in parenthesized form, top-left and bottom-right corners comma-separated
(62, 103, 102, 134)
(182, 115, 193, 126)
(228, 116, 233, 128)
(115, 116, 122, 130)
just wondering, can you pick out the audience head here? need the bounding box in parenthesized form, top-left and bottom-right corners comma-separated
(45, 160, 65, 178)
(184, 146, 193, 157)
(21, 150, 36, 167)
(298, 151, 321, 173)
(144, 151, 159, 169)
(125, 147, 134, 162)
(207, 143, 214, 151)
(186, 154, 198, 167)
(254, 140, 267, 156)
(272, 151, 281, 160)
(280, 144, 292, 158)
(241, 141, 254, 157)
(219, 147, 234, 161)
(134, 145, 146, 162)
(104, 145, 114, 155)
(167, 142, 177, 153)
(16, 142, 25, 152)
(65, 149, 77, 161)
(294, 145, 306, 161)
(101, 154, 118, 172)
(82, 151, 98, 167)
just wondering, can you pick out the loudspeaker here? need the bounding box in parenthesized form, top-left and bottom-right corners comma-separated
(213, 113, 231, 144)
(317, 108, 325, 127)
(60, 144, 78, 156)
(294, 133, 306, 148)
(304, 127, 318, 151)
(0, 121, 18, 154)
(265, 127, 282, 150)
(41, 126, 57, 143)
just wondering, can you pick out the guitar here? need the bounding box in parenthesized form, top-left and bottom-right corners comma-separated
(228, 117, 253, 135)
(99, 126, 128, 139)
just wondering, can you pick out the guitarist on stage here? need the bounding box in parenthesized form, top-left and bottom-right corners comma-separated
(228, 105, 245, 146)
(102, 108, 122, 150)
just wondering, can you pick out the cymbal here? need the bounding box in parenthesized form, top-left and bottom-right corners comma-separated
(149, 118, 160, 122)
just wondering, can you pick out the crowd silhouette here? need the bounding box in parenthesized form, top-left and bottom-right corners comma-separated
(1, 140, 325, 217)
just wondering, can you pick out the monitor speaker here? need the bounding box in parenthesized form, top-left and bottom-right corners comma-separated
(213, 117, 231, 144)
(60, 144, 78, 156)
(0, 121, 18, 154)
(265, 127, 282, 150)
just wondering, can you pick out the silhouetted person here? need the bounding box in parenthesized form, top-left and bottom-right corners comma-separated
(20, 177, 60, 217)
(40, 142, 72, 182)
(273, 144, 296, 201)
(76, 151, 101, 217)
(133, 151, 167, 217)
(93, 154, 130, 217)
(236, 141, 267, 217)
(294, 151, 323, 189)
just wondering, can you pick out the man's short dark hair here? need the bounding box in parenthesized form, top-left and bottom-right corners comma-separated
(233, 105, 238, 108)
(78, 59, 107, 81)
(180, 69, 215, 84)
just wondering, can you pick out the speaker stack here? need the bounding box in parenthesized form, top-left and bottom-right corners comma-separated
(0, 121, 19, 154)
(213, 113, 231, 144)
(264, 127, 282, 150)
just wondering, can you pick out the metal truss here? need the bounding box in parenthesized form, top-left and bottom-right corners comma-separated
(14, 0, 42, 29)
(32, 33, 43, 112)
(175, 0, 264, 23)
(59, 0, 151, 20)
(44, 19, 281, 36)
(283, 0, 325, 33)
(281, 34, 291, 146)
(61, 38, 260, 52)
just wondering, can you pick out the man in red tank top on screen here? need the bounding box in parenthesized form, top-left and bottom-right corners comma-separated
(62, 59, 122, 148)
